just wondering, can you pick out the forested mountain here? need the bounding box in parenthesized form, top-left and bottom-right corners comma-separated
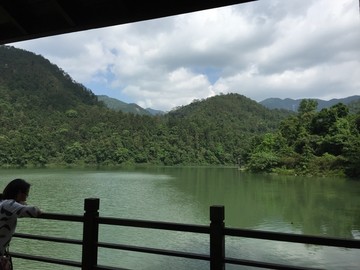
(1, 45, 358, 178)
(162, 94, 292, 164)
(260, 96, 360, 112)
(0, 45, 290, 168)
(97, 95, 152, 115)
(0, 45, 99, 111)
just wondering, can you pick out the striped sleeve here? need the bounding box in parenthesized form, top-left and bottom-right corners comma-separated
(5, 200, 41, 218)
(16, 205, 41, 217)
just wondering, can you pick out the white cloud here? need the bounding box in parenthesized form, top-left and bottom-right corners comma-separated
(9, 0, 360, 111)
(122, 67, 214, 111)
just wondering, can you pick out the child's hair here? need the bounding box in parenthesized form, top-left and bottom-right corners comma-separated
(2, 179, 31, 200)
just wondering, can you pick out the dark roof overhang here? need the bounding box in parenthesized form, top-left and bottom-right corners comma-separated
(0, 0, 256, 45)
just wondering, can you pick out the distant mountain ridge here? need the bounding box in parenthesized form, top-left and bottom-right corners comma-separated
(260, 96, 360, 111)
(2, 44, 357, 117)
(97, 95, 164, 115)
(97, 95, 150, 115)
(99, 94, 360, 116)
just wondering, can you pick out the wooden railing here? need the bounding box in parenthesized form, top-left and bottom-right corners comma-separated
(12, 198, 360, 270)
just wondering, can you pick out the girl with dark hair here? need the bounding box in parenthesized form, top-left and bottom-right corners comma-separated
(0, 179, 42, 269)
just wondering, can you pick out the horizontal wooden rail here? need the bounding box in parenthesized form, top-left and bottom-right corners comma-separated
(225, 227, 360, 248)
(39, 212, 84, 222)
(14, 232, 82, 245)
(97, 241, 210, 261)
(10, 251, 82, 268)
(95, 265, 131, 270)
(97, 216, 210, 234)
(224, 257, 322, 270)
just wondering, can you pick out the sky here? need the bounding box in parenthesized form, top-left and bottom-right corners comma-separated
(8, 0, 360, 112)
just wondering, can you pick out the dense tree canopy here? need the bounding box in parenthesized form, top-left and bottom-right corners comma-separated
(246, 99, 360, 178)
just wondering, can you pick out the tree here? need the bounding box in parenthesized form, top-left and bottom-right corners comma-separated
(247, 151, 279, 172)
(298, 99, 318, 115)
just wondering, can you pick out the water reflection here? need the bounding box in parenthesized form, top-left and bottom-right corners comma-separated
(162, 167, 360, 238)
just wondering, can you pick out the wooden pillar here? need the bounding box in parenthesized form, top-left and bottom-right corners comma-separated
(81, 198, 100, 270)
(210, 205, 225, 270)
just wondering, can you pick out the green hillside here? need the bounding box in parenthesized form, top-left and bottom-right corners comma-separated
(0, 45, 289, 168)
(0, 45, 99, 111)
(164, 94, 292, 164)
(1, 45, 358, 178)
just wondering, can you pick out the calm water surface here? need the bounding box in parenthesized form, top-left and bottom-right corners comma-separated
(0, 167, 359, 270)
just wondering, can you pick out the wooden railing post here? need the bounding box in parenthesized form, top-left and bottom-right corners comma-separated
(82, 198, 100, 270)
(210, 205, 225, 270)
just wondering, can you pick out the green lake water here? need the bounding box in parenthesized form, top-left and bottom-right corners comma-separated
(0, 167, 359, 269)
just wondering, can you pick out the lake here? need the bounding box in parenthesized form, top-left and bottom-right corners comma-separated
(1, 167, 359, 269)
